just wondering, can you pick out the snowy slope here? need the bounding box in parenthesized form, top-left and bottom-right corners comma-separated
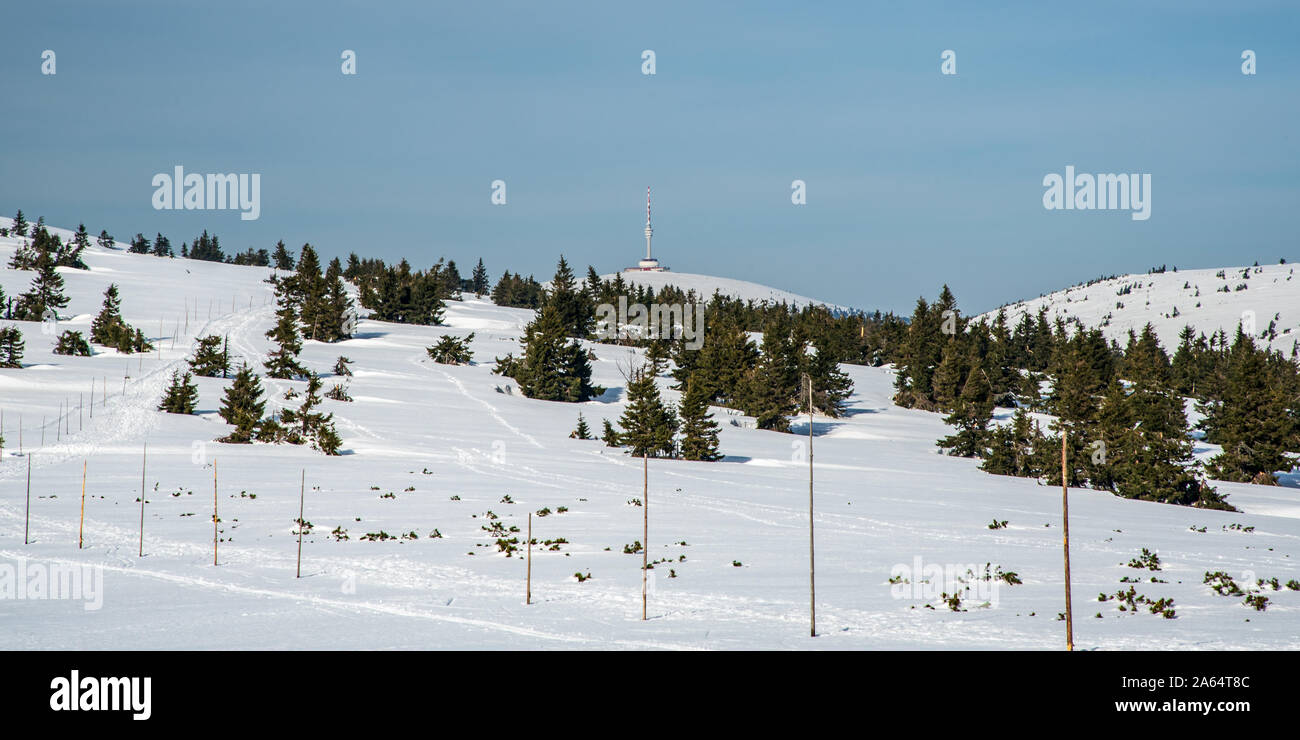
(604, 270, 853, 312)
(982, 263, 1300, 353)
(1, 225, 1298, 650)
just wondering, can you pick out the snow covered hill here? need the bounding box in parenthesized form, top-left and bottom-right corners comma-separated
(2, 222, 1298, 650)
(605, 270, 854, 312)
(982, 263, 1300, 354)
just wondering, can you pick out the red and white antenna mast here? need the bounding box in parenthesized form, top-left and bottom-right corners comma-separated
(644, 186, 653, 260)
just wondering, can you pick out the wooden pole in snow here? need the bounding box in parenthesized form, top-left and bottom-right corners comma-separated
(24, 454, 31, 545)
(807, 374, 816, 638)
(78, 460, 86, 549)
(526, 511, 532, 605)
(642, 451, 648, 621)
(296, 469, 305, 578)
(139, 442, 146, 557)
(1062, 429, 1074, 651)
(212, 460, 219, 566)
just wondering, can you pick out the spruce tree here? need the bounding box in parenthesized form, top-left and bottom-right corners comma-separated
(320, 258, 354, 342)
(570, 413, 593, 440)
(264, 282, 307, 379)
(15, 247, 69, 320)
(937, 354, 994, 458)
(272, 240, 295, 271)
(294, 245, 326, 340)
(509, 305, 598, 402)
(1201, 329, 1296, 484)
(744, 321, 799, 432)
(471, 258, 489, 297)
(981, 408, 1040, 477)
(11, 209, 28, 238)
(189, 334, 230, 377)
(544, 256, 593, 338)
(428, 333, 475, 365)
(53, 330, 92, 356)
(679, 376, 722, 461)
(601, 418, 621, 447)
(800, 338, 854, 417)
(0, 327, 24, 368)
(152, 233, 173, 257)
(617, 366, 678, 457)
(158, 370, 199, 414)
(280, 374, 341, 454)
(218, 364, 266, 443)
(90, 284, 124, 345)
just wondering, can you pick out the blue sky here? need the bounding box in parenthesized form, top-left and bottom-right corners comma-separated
(1, 1, 1297, 314)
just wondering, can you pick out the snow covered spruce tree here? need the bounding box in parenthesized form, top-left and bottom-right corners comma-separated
(678, 376, 722, 461)
(616, 365, 678, 458)
(158, 370, 199, 414)
(217, 364, 266, 443)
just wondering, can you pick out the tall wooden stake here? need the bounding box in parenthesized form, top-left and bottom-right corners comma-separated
(139, 442, 147, 557)
(78, 460, 87, 549)
(526, 512, 532, 605)
(1062, 429, 1074, 651)
(24, 454, 32, 545)
(212, 460, 219, 566)
(296, 470, 305, 578)
(642, 451, 648, 621)
(807, 374, 816, 638)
